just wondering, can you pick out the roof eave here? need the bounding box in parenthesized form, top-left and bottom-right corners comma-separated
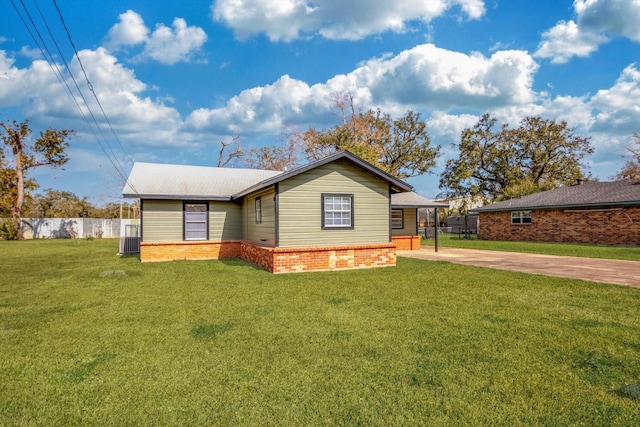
(472, 200, 640, 213)
(124, 193, 232, 201)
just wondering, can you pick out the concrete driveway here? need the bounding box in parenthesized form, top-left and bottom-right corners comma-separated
(397, 248, 640, 288)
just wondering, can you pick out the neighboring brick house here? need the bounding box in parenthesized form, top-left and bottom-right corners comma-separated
(123, 151, 445, 273)
(472, 181, 640, 246)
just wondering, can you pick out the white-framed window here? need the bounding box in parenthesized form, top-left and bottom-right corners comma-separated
(511, 210, 532, 224)
(255, 197, 262, 224)
(184, 202, 208, 240)
(391, 209, 404, 229)
(322, 194, 354, 229)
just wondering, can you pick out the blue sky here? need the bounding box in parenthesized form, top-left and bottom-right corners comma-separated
(2, 0, 640, 204)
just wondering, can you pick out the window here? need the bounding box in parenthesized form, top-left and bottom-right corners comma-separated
(184, 203, 208, 240)
(391, 209, 404, 229)
(511, 210, 532, 224)
(322, 194, 354, 229)
(255, 197, 262, 224)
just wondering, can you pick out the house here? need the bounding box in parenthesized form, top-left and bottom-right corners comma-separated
(122, 151, 446, 273)
(471, 181, 640, 245)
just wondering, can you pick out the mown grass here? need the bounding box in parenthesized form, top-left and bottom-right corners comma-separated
(1, 239, 639, 426)
(423, 233, 640, 261)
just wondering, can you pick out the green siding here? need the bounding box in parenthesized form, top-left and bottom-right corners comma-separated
(392, 208, 418, 236)
(278, 160, 390, 247)
(244, 186, 276, 246)
(210, 202, 242, 241)
(143, 200, 243, 242)
(142, 200, 183, 242)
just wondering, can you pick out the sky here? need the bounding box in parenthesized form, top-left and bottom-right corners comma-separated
(1, 0, 640, 205)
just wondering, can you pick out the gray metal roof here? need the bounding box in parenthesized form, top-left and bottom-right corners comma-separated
(472, 181, 640, 212)
(123, 151, 414, 200)
(391, 192, 448, 208)
(122, 162, 282, 200)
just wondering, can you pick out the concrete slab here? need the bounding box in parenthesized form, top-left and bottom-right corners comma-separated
(397, 248, 640, 288)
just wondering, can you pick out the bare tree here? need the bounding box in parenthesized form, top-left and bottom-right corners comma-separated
(612, 133, 640, 181)
(217, 134, 243, 167)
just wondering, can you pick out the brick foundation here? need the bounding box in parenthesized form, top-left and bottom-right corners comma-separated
(139, 240, 397, 273)
(479, 206, 640, 245)
(241, 242, 396, 273)
(140, 240, 242, 262)
(392, 235, 422, 250)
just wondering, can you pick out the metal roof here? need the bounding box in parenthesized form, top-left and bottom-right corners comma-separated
(122, 151, 414, 200)
(472, 181, 640, 212)
(391, 192, 449, 208)
(122, 162, 282, 200)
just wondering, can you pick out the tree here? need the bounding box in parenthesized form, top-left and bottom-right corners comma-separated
(439, 114, 593, 205)
(297, 93, 441, 179)
(0, 119, 73, 239)
(243, 125, 300, 171)
(26, 189, 94, 218)
(216, 134, 243, 167)
(612, 133, 640, 181)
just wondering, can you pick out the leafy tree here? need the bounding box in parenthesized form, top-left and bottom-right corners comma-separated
(25, 189, 94, 218)
(612, 133, 640, 181)
(244, 126, 299, 171)
(0, 119, 73, 239)
(298, 93, 441, 179)
(439, 114, 593, 205)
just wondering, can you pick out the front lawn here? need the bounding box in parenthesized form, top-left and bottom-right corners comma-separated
(424, 233, 640, 261)
(1, 239, 639, 425)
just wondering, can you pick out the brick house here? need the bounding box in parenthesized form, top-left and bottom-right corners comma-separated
(123, 151, 446, 273)
(472, 181, 640, 245)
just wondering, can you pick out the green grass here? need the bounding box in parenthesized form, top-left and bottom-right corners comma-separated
(1, 239, 640, 426)
(423, 233, 640, 261)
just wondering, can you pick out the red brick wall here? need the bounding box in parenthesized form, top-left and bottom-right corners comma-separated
(241, 242, 396, 273)
(479, 206, 640, 245)
(392, 235, 422, 250)
(140, 240, 397, 272)
(140, 241, 242, 262)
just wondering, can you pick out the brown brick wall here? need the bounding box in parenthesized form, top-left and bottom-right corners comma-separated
(392, 235, 422, 250)
(140, 241, 242, 262)
(479, 206, 640, 245)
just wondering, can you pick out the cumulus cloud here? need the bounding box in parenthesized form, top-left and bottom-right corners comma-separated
(535, 0, 640, 63)
(105, 10, 207, 65)
(186, 43, 538, 133)
(211, 0, 486, 41)
(535, 20, 608, 64)
(589, 64, 640, 134)
(0, 47, 183, 145)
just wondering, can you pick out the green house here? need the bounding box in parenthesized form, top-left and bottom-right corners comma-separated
(123, 151, 445, 273)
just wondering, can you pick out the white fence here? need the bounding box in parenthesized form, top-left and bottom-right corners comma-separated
(20, 218, 140, 239)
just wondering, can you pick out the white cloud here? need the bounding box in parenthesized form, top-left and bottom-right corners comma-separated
(105, 10, 207, 65)
(0, 47, 184, 146)
(589, 64, 640, 134)
(143, 18, 208, 65)
(575, 0, 640, 41)
(535, 20, 608, 64)
(186, 44, 538, 133)
(106, 10, 149, 49)
(535, 0, 640, 63)
(211, 0, 486, 41)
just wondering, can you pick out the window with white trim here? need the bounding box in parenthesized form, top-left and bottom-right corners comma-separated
(184, 203, 208, 240)
(391, 209, 404, 229)
(511, 210, 532, 224)
(322, 194, 354, 229)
